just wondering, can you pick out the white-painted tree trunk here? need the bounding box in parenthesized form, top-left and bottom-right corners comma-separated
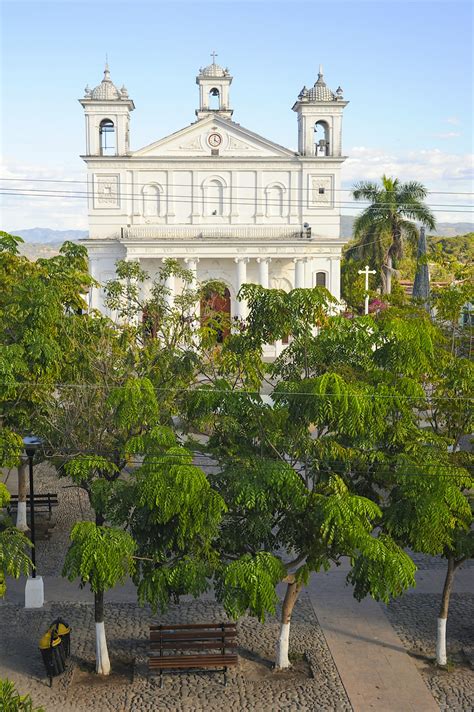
(16, 460, 29, 532)
(275, 622, 291, 669)
(95, 622, 111, 675)
(436, 618, 447, 666)
(16, 501, 28, 532)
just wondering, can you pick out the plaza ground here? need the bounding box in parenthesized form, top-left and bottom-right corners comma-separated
(1, 463, 473, 711)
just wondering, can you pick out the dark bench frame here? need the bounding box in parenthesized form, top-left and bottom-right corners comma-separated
(6, 493, 58, 520)
(148, 622, 238, 688)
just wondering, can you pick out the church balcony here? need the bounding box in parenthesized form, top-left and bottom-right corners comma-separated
(118, 226, 306, 241)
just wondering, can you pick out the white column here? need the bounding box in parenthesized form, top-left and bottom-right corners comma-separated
(257, 257, 271, 288)
(162, 258, 175, 308)
(294, 258, 306, 288)
(330, 256, 341, 302)
(184, 257, 200, 321)
(140, 259, 153, 304)
(234, 257, 249, 319)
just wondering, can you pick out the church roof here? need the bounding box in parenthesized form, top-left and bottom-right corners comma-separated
(199, 61, 230, 78)
(298, 67, 344, 103)
(84, 63, 129, 101)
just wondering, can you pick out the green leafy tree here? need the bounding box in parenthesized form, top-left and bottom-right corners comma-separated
(351, 176, 436, 294)
(385, 458, 473, 666)
(182, 291, 448, 668)
(104, 425, 226, 614)
(63, 521, 135, 675)
(0, 483, 32, 597)
(0, 232, 91, 529)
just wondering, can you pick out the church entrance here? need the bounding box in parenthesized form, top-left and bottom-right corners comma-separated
(200, 288, 231, 343)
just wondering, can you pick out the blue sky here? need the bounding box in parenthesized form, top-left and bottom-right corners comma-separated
(1, 0, 473, 229)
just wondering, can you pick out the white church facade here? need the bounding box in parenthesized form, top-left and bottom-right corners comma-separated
(81, 57, 349, 349)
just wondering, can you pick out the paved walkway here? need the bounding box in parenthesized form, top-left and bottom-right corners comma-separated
(4, 566, 473, 711)
(307, 570, 441, 712)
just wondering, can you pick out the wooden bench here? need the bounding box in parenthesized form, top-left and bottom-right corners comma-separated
(148, 622, 238, 687)
(6, 493, 59, 520)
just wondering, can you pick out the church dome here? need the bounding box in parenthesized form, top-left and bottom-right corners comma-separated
(298, 67, 339, 102)
(87, 63, 123, 100)
(199, 60, 229, 77)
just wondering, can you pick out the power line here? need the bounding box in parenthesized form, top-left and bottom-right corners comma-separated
(0, 184, 472, 209)
(1, 188, 472, 214)
(6, 381, 474, 400)
(1, 177, 473, 197)
(26, 451, 474, 479)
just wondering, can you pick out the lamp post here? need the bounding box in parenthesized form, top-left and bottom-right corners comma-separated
(23, 435, 44, 608)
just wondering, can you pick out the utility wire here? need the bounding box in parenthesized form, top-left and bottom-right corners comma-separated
(0, 186, 472, 211)
(1, 190, 472, 215)
(6, 381, 474, 400)
(27, 451, 474, 478)
(0, 177, 473, 197)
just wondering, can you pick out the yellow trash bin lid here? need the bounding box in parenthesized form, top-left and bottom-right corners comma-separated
(39, 629, 61, 649)
(55, 622, 70, 636)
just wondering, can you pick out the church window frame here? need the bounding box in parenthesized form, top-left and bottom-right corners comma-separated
(99, 118, 116, 156)
(314, 271, 328, 288)
(208, 87, 221, 110)
(264, 182, 287, 218)
(202, 175, 228, 218)
(142, 183, 163, 219)
(313, 120, 330, 157)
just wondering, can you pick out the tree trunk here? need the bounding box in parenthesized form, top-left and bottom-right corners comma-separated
(275, 581, 302, 669)
(385, 254, 393, 295)
(437, 556, 455, 666)
(94, 591, 111, 675)
(16, 459, 29, 532)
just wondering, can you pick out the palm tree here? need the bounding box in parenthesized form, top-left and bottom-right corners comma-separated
(351, 175, 436, 294)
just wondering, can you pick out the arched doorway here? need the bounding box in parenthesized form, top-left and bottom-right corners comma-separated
(201, 287, 231, 343)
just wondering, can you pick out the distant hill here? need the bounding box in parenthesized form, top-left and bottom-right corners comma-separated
(9, 221, 473, 261)
(341, 217, 473, 239)
(10, 228, 88, 243)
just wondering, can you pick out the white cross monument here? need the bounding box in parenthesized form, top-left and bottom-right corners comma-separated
(358, 265, 376, 315)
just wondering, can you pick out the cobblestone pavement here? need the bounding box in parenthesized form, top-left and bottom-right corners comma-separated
(0, 597, 351, 712)
(385, 592, 474, 712)
(3, 462, 474, 711)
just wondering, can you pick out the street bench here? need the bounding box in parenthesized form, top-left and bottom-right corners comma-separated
(6, 493, 59, 519)
(148, 622, 238, 687)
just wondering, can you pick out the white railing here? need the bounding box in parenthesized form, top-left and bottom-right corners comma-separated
(118, 226, 303, 240)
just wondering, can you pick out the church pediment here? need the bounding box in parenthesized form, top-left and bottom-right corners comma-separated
(132, 117, 295, 158)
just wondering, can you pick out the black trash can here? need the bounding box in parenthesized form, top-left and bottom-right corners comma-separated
(39, 628, 65, 686)
(52, 618, 71, 658)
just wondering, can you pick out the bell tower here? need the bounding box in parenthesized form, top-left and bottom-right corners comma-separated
(292, 66, 348, 157)
(80, 63, 135, 156)
(196, 53, 233, 120)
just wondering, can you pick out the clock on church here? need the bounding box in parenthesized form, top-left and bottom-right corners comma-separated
(208, 132, 222, 148)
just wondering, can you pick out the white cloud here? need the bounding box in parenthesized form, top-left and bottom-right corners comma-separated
(342, 147, 474, 223)
(432, 131, 461, 139)
(445, 116, 461, 126)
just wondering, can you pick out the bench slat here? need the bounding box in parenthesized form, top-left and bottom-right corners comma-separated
(150, 640, 237, 651)
(149, 655, 238, 669)
(150, 630, 236, 641)
(150, 622, 235, 631)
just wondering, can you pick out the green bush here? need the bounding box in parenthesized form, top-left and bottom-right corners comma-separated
(0, 679, 44, 712)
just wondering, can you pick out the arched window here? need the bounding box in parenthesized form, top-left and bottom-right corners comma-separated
(99, 119, 115, 156)
(143, 184, 162, 218)
(209, 88, 220, 110)
(314, 121, 330, 156)
(315, 271, 327, 287)
(265, 183, 285, 218)
(203, 177, 225, 217)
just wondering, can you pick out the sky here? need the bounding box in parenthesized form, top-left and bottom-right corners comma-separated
(1, 0, 473, 230)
